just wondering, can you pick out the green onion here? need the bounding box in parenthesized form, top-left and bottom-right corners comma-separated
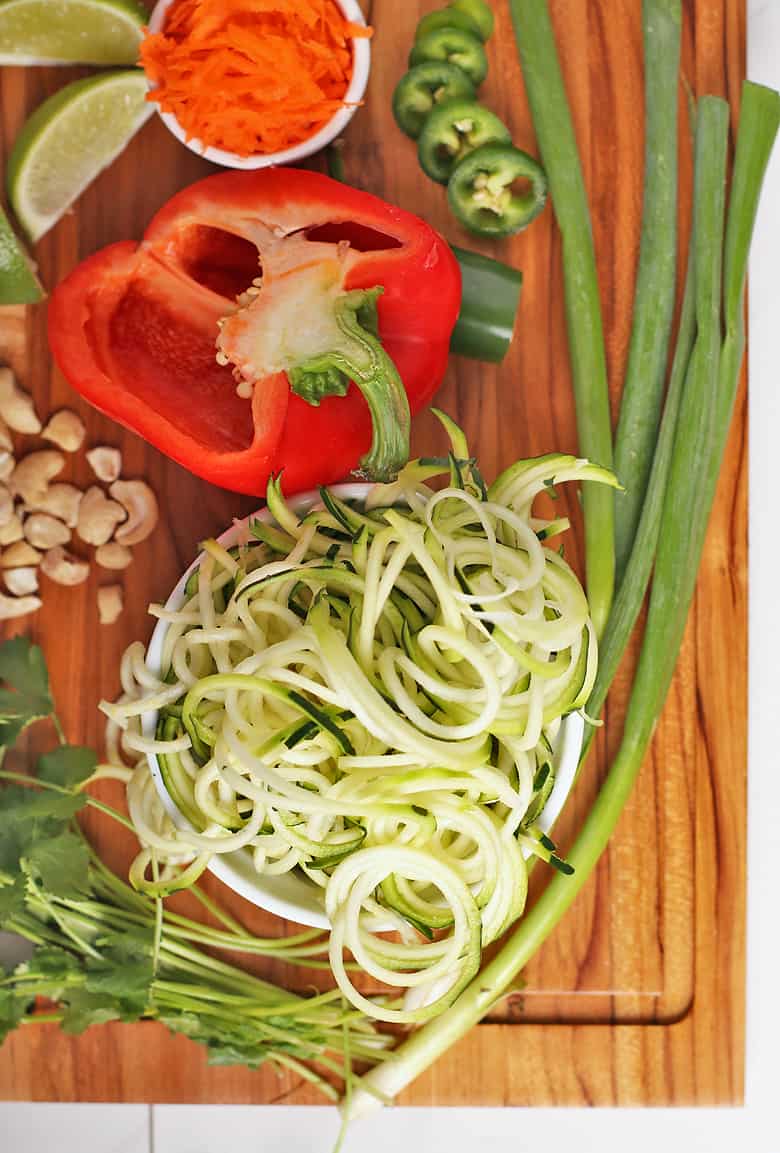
(613, 0, 682, 580)
(583, 240, 695, 740)
(343, 79, 780, 1125)
(508, 0, 615, 637)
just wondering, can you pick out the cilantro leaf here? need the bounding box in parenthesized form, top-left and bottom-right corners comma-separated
(159, 1012, 274, 1069)
(26, 830, 91, 898)
(0, 986, 34, 1046)
(38, 746, 97, 790)
(85, 929, 154, 1019)
(0, 638, 53, 747)
(0, 637, 51, 701)
(0, 788, 85, 879)
(59, 989, 122, 1034)
(17, 945, 82, 983)
(0, 878, 27, 927)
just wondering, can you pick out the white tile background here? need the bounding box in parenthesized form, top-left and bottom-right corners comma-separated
(3, 1, 779, 1149)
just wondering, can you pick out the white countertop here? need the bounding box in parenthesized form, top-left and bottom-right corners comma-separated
(3, 2, 779, 1149)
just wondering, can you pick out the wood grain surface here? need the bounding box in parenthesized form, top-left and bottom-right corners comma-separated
(0, 0, 747, 1106)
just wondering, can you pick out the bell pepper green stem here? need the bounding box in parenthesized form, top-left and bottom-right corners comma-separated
(288, 287, 410, 483)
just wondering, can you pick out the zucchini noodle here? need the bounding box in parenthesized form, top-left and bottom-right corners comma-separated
(104, 417, 617, 1022)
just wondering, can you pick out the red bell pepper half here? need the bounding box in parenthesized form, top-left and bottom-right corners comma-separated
(48, 168, 461, 495)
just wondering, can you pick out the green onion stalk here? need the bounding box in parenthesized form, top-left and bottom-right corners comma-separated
(341, 60, 780, 1132)
(508, 0, 615, 637)
(612, 0, 683, 580)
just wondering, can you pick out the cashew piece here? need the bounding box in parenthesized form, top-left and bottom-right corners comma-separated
(40, 546, 90, 586)
(3, 566, 38, 596)
(86, 446, 122, 484)
(10, 450, 65, 505)
(0, 515, 24, 546)
(95, 541, 133, 570)
(24, 513, 71, 550)
(2, 541, 41, 567)
(0, 367, 41, 435)
(42, 409, 86, 453)
(0, 591, 42, 620)
(98, 584, 124, 624)
(0, 451, 14, 483)
(77, 485, 126, 546)
(0, 484, 12, 527)
(110, 480, 158, 546)
(28, 483, 83, 528)
(0, 416, 13, 453)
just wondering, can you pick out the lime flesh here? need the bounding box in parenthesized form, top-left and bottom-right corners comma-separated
(0, 0, 146, 65)
(7, 69, 154, 243)
(0, 203, 44, 304)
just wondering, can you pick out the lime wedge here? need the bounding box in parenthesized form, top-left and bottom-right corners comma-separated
(0, 0, 147, 65)
(7, 70, 154, 244)
(0, 203, 44, 304)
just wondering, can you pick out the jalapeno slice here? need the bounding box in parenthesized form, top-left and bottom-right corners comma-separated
(409, 27, 488, 87)
(415, 8, 483, 41)
(449, 0, 495, 40)
(447, 143, 548, 236)
(392, 62, 477, 139)
(418, 99, 510, 184)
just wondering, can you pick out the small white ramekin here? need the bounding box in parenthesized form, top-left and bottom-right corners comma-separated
(146, 0, 371, 170)
(143, 485, 584, 930)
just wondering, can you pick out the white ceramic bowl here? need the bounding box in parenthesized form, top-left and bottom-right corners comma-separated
(146, 0, 371, 170)
(144, 485, 583, 929)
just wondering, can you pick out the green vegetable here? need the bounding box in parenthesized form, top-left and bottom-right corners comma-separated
(612, 0, 682, 580)
(392, 61, 477, 139)
(449, 0, 494, 40)
(107, 415, 617, 1024)
(415, 8, 483, 41)
(447, 142, 547, 235)
(450, 245, 522, 362)
(342, 74, 780, 1129)
(508, 0, 615, 638)
(0, 638, 388, 1095)
(410, 27, 488, 87)
(418, 99, 510, 184)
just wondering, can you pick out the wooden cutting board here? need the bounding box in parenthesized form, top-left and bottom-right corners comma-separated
(0, 0, 746, 1106)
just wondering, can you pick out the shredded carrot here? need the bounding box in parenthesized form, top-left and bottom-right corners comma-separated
(141, 0, 372, 157)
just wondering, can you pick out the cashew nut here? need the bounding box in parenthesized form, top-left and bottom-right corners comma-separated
(0, 591, 42, 620)
(0, 451, 14, 482)
(97, 584, 124, 624)
(86, 446, 122, 484)
(77, 485, 126, 546)
(24, 513, 71, 550)
(0, 484, 12, 527)
(28, 483, 83, 528)
(95, 541, 133, 570)
(10, 450, 65, 505)
(110, 480, 158, 546)
(0, 416, 12, 453)
(0, 367, 41, 435)
(2, 541, 41, 567)
(40, 546, 90, 586)
(3, 566, 38, 597)
(42, 409, 86, 453)
(0, 515, 24, 546)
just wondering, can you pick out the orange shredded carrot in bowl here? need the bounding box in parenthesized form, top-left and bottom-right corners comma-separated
(141, 0, 372, 157)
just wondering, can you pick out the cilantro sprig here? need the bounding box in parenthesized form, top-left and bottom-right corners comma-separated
(0, 637, 387, 1095)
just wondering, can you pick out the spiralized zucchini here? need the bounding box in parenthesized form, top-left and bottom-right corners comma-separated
(103, 414, 617, 1023)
